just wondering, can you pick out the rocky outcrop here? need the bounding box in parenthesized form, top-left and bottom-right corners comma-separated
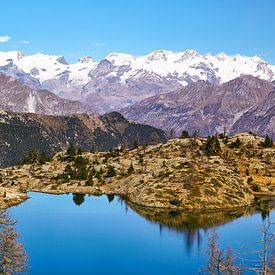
(0, 187, 27, 209)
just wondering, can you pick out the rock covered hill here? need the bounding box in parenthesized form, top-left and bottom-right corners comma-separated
(0, 111, 166, 167)
(0, 73, 86, 115)
(121, 75, 275, 139)
(1, 50, 274, 113)
(0, 133, 274, 210)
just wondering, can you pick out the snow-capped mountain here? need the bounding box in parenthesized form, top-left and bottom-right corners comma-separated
(0, 50, 275, 113)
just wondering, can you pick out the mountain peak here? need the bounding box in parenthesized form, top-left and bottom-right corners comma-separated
(215, 52, 230, 61)
(56, 56, 68, 65)
(79, 56, 93, 63)
(147, 50, 174, 61)
(181, 49, 199, 59)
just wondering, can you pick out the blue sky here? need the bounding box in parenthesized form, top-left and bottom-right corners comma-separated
(0, 0, 274, 63)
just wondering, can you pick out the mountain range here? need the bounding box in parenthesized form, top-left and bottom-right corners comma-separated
(0, 49, 274, 140)
(1, 50, 274, 113)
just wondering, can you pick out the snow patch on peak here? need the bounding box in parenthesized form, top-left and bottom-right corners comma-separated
(215, 52, 230, 61)
(106, 52, 134, 66)
(0, 51, 24, 66)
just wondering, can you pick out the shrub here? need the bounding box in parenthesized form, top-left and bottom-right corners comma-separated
(223, 136, 229, 144)
(65, 164, 74, 177)
(229, 138, 242, 149)
(85, 173, 94, 186)
(67, 143, 77, 157)
(260, 135, 273, 148)
(132, 138, 139, 149)
(106, 166, 116, 178)
(94, 171, 102, 182)
(169, 198, 182, 207)
(128, 163, 134, 174)
(203, 136, 221, 156)
(74, 156, 87, 168)
(181, 130, 189, 139)
(22, 150, 50, 165)
(251, 183, 260, 192)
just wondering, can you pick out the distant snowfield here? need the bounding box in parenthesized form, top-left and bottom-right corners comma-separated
(1, 49, 274, 86)
(0, 51, 97, 84)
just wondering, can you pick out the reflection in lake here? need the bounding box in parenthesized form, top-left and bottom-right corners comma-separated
(126, 199, 275, 253)
(72, 193, 85, 206)
(0, 210, 28, 274)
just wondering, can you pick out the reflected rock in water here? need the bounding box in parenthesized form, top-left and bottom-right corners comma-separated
(127, 199, 275, 253)
(72, 193, 85, 206)
(0, 210, 28, 274)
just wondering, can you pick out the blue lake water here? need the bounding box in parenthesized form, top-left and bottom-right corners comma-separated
(8, 192, 275, 274)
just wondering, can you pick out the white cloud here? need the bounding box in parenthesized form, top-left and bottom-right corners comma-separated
(21, 40, 30, 44)
(0, 35, 11, 43)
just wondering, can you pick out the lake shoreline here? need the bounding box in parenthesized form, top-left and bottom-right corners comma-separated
(4, 187, 274, 215)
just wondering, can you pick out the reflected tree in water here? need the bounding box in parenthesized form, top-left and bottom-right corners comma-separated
(0, 210, 28, 274)
(72, 193, 85, 206)
(107, 194, 114, 203)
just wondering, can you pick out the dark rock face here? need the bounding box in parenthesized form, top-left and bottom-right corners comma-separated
(0, 111, 167, 167)
(0, 74, 86, 115)
(121, 75, 275, 139)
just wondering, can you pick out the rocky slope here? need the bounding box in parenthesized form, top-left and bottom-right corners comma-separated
(0, 73, 86, 115)
(0, 133, 274, 210)
(1, 50, 274, 113)
(121, 75, 275, 139)
(0, 187, 27, 209)
(0, 111, 166, 167)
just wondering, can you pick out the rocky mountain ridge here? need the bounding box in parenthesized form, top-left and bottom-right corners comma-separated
(121, 75, 275, 139)
(0, 73, 87, 115)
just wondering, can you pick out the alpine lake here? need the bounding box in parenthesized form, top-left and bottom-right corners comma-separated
(7, 192, 275, 274)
